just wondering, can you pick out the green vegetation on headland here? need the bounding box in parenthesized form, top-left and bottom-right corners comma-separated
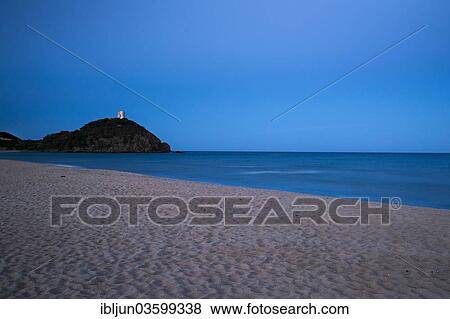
(0, 118, 171, 153)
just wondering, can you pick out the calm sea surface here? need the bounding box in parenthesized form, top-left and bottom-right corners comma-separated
(1, 152, 449, 209)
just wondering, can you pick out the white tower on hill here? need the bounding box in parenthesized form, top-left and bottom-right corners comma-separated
(117, 110, 125, 119)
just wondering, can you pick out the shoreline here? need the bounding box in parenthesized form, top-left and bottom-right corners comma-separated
(39, 162, 450, 211)
(0, 159, 449, 298)
(1, 157, 449, 210)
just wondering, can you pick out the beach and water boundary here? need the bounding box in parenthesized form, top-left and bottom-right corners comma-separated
(0, 151, 449, 209)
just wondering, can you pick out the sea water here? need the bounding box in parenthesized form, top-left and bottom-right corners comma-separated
(1, 151, 449, 209)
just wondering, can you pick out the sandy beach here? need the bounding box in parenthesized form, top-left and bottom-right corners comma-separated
(0, 159, 449, 298)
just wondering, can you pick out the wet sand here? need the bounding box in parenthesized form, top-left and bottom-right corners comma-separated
(0, 159, 449, 298)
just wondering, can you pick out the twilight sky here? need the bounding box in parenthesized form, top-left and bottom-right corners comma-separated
(0, 0, 449, 152)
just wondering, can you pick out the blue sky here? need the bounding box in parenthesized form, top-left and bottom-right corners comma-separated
(0, 0, 449, 152)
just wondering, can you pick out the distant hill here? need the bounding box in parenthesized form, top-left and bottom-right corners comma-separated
(1, 118, 171, 153)
(0, 132, 21, 141)
(0, 131, 22, 150)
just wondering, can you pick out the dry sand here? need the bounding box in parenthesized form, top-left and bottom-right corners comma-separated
(0, 159, 449, 298)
